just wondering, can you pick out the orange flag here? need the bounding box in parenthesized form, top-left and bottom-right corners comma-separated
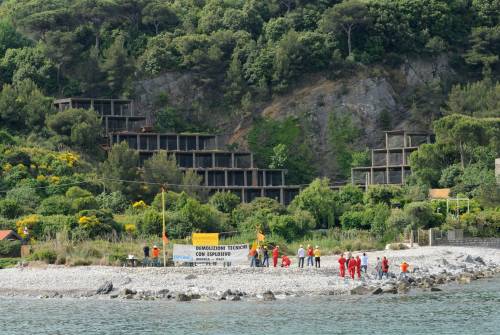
(162, 232, 169, 244)
(257, 232, 265, 241)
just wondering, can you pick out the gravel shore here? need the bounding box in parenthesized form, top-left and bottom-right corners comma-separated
(0, 246, 499, 301)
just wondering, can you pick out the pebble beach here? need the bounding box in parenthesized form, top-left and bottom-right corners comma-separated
(0, 246, 499, 301)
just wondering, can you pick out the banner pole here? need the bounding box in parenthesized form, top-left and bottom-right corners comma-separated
(162, 186, 166, 267)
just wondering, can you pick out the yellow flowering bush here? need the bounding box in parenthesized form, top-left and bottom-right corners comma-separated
(36, 174, 46, 182)
(78, 215, 100, 229)
(57, 152, 79, 168)
(2, 163, 12, 172)
(132, 200, 147, 210)
(16, 214, 41, 238)
(124, 224, 137, 235)
(50, 176, 61, 184)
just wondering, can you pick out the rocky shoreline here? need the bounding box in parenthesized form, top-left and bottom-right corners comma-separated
(0, 246, 499, 302)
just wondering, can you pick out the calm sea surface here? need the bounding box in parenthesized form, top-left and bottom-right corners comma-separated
(1, 277, 499, 335)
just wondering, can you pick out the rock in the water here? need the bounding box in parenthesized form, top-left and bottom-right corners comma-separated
(263, 291, 276, 301)
(350, 286, 372, 295)
(430, 287, 442, 292)
(397, 282, 410, 294)
(176, 293, 192, 302)
(381, 285, 397, 294)
(157, 289, 170, 296)
(122, 288, 136, 295)
(96, 281, 113, 295)
(230, 295, 241, 301)
(457, 274, 472, 284)
(185, 274, 197, 280)
(190, 294, 201, 300)
(371, 287, 383, 295)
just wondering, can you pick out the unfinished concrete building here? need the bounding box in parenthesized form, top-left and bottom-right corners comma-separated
(351, 130, 433, 186)
(54, 98, 300, 204)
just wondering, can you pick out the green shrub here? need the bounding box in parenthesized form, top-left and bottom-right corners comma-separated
(209, 191, 240, 214)
(37, 195, 73, 216)
(66, 186, 93, 199)
(96, 191, 128, 213)
(40, 215, 75, 238)
(0, 240, 21, 257)
(0, 216, 15, 230)
(5, 186, 41, 212)
(340, 211, 366, 230)
(71, 196, 99, 212)
(0, 198, 23, 219)
(388, 243, 409, 250)
(31, 249, 57, 264)
(289, 178, 335, 228)
(364, 185, 402, 206)
(138, 208, 162, 235)
(76, 209, 118, 238)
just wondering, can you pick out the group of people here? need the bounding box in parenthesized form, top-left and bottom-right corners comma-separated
(249, 245, 322, 268)
(142, 244, 161, 266)
(337, 253, 390, 280)
(250, 245, 410, 280)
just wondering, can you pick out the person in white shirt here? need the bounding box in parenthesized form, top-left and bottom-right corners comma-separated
(361, 252, 368, 273)
(297, 245, 305, 268)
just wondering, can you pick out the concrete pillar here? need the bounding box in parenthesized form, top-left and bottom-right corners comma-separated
(196, 135, 199, 150)
(176, 135, 180, 151)
(224, 170, 228, 187)
(205, 170, 208, 186)
(429, 228, 433, 247)
(243, 171, 247, 187)
(157, 134, 160, 151)
(263, 170, 267, 186)
(192, 152, 196, 168)
(111, 100, 115, 116)
(136, 134, 140, 151)
(280, 188, 284, 205)
(212, 152, 215, 168)
(231, 153, 235, 168)
(281, 170, 285, 186)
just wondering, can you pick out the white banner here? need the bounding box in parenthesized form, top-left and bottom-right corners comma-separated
(173, 244, 249, 264)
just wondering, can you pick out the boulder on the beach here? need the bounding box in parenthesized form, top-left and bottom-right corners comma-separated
(230, 295, 241, 301)
(185, 274, 197, 280)
(464, 255, 475, 263)
(263, 290, 276, 301)
(371, 287, 383, 295)
(474, 257, 485, 265)
(430, 287, 442, 292)
(176, 293, 192, 302)
(96, 281, 113, 295)
(190, 294, 201, 300)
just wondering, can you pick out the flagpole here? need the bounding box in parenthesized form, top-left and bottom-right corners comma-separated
(162, 186, 166, 267)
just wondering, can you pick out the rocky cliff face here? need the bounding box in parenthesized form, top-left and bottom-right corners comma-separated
(133, 56, 452, 179)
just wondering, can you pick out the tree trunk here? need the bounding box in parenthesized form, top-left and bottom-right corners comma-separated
(154, 22, 159, 35)
(347, 25, 352, 57)
(95, 32, 100, 50)
(459, 141, 465, 169)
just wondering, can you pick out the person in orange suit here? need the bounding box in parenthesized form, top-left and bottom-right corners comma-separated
(272, 246, 279, 267)
(356, 255, 362, 279)
(338, 254, 346, 277)
(348, 257, 356, 279)
(281, 255, 291, 267)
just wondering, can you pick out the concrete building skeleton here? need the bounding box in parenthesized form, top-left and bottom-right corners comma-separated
(351, 130, 433, 186)
(54, 98, 300, 204)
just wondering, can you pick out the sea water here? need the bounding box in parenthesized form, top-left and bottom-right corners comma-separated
(1, 277, 499, 335)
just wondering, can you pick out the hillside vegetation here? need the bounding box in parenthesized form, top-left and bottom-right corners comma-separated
(0, 0, 498, 262)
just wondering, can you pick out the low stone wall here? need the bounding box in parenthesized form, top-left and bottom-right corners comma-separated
(433, 237, 500, 249)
